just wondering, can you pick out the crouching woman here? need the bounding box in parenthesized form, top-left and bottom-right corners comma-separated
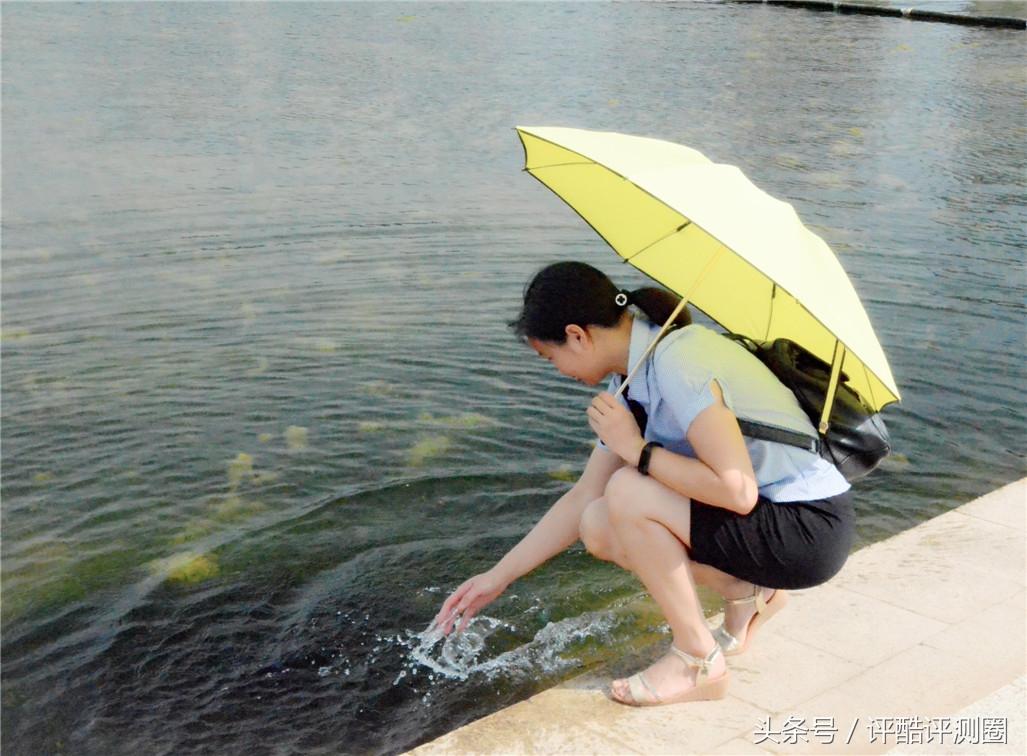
(432, 261, 854, 707)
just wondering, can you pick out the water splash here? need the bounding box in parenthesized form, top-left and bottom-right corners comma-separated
(393, 609, 618, 684)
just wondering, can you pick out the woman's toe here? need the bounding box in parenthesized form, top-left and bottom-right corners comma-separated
(609, 678, 630, 702)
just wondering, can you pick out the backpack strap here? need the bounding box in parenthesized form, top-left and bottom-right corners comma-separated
(623, 384, 649, 436)
(735, 419, 821, 455)
(722, 333, 823, 455)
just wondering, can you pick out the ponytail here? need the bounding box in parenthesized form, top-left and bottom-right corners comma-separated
(628, 287, 691, 329)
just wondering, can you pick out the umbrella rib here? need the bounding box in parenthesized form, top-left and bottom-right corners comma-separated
(765, 284, 777, 342)
(625, 221, 692, 263)
(521, 168, 626, 267)
(525, 161, 594, 170)
(860, 362, 880, 410)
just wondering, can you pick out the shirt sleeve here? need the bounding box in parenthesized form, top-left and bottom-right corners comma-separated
(655, 357, 719, 439)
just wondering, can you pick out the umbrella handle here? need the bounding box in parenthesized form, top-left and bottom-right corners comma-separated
(819, 342, 845, 434)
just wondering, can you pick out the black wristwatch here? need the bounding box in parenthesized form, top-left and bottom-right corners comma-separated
(637, 441, 663, 476)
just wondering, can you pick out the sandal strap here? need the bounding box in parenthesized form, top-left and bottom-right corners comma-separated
(669, 643, 722, 685)
(625, 671, 663, 705)
(634, 672, 662, 704)
(712, 623, 741, 653)
(724, 585, 768, 614)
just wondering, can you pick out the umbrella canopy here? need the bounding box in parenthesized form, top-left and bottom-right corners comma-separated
(516, 125, 900, 420)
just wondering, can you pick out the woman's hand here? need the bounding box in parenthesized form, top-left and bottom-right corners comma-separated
(587, 392, 645, 466)
(431, 569, 509, 635)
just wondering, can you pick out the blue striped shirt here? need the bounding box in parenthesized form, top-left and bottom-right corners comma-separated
(602, 318, 850, 503)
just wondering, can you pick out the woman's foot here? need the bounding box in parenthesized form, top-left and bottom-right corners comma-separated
(610, 642, 729, 706)
(723, 585, 774, 641)
(713, 585, 787, 655)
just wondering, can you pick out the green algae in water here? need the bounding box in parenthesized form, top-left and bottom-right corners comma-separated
(357, 380, 399, 398)
(257, 432, 274, 443)
(358, 420, 385, 433)
(547, 464, 579, 483)
(408, 435, 453, 466)
(151, 552, 220, 585)
(169, 495, 268, 546)
(211, 494, 267, 523)
(227, 453, 254, 489)
(3, 544, 142, 624)
(285, 426, 308, 450)
(32, 471, 55, 484)
(118, 468, 144, 482)
(169, 519, 219, 546)
(418, 412, 499, 430)
(879, 452, 911, 473)
(294, 337, 338, 354)
(247, 356, 270, 376)
(2, 575, 87, 625)
(0, 328, 33, 342)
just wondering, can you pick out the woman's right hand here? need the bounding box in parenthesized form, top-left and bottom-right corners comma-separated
(431, 569, 509, 636)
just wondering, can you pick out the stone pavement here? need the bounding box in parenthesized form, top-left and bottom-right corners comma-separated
(411, 478, 1026, 755)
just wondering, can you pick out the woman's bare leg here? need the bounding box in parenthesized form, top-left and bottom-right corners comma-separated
(690, 562, 777, 641)
(578, 497, 633, 569)
(598, 467, 726, 701)
(581, 498, 752, 596)
(578, 489, 776, 656)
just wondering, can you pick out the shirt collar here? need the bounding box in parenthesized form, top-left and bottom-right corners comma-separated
(623, 316, 660, 399)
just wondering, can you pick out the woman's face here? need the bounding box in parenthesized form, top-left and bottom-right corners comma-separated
(528, 332, 607, 386)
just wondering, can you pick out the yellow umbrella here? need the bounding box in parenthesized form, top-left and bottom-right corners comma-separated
(516, 125, 899, 431)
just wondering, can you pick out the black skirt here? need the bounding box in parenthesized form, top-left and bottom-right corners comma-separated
(688, 491, 855, 590)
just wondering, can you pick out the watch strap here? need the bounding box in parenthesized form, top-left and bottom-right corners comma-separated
(637, 441, 663, 476)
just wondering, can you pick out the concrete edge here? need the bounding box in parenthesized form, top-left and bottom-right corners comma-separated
(408, 478, 1026, 755)
(729, 0, 1027, 29)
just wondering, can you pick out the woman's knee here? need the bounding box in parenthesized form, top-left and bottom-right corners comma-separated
(578, 499, 615, 560)
(604, 467, 645, 523)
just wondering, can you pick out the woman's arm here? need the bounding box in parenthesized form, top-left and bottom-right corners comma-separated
(433, 445, 624, 634)
(646, 381, 759, 513)
(492, 444, 624, 584)
(588, 383, 759, 515)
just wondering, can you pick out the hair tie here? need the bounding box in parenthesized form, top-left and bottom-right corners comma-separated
(614, 290, 630, 307)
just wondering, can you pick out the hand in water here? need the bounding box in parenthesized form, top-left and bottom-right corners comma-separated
(431, 570, 508, 635)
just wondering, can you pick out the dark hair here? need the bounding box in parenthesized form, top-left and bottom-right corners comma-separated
(508, 261, 690, 344)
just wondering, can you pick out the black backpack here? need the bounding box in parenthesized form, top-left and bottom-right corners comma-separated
(726, 335, 891, 481)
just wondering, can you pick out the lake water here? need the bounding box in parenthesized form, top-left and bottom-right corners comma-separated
(2, 2, 1024, 754)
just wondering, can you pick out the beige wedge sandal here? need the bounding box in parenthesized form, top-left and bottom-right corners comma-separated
(712, 586, 788, 656)
(613, 644, 730, 707)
